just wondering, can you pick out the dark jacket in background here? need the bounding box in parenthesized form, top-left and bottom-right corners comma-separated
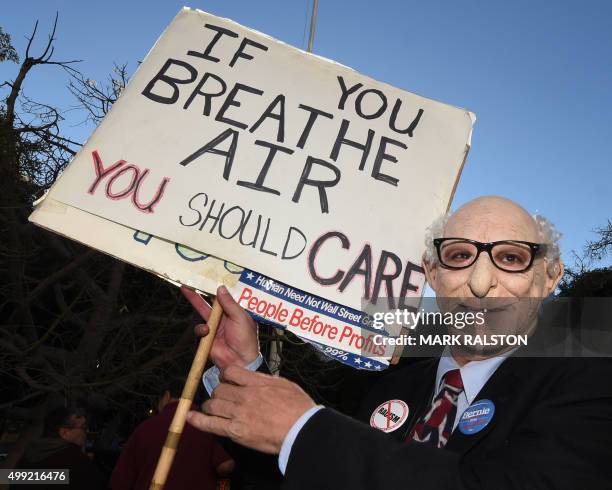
(111, 401, 231, 490)
(13, 437, 105, 490)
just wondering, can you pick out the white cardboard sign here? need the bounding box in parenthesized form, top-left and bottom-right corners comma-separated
(33, 7, 473, 312)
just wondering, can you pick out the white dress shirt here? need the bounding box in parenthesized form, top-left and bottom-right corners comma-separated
(435, 348, 509, 429)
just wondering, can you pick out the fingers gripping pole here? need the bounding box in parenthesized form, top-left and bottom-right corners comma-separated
(149, 297, 223, 490)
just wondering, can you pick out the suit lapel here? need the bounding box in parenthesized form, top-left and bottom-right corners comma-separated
(361, 358, 439, 440)
(445, 325, 556, 453)
(445, 356, 521, 454)
(393, 359, 439, 441)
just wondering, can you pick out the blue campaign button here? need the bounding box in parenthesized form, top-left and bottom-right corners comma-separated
(458, 399, 495, 435)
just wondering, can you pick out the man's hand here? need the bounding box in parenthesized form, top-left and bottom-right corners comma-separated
(183, 285, 260, 369)
(186, 365, 316, 454)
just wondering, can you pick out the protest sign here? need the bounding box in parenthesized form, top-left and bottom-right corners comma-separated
(36, 8, 474, 310)
(31, 198, 394, 370)
(31, 7, 474, 369)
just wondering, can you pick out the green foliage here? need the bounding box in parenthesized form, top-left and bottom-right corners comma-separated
(0, 27, 19, 63)
(558, 267, 612, 297)
(557, 220, 612, 296)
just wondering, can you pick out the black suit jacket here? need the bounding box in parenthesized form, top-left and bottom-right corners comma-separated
(283, 353, 612, 490)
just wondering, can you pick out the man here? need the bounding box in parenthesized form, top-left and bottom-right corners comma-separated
(185, 196, 612, 490)
(14, 407, 105, 490)
(111, 378, 234, 490)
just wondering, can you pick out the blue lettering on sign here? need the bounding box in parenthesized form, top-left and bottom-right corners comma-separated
(175, 243, 208, 262)
(132, 230, 242, 273)
(224, 262, 244, 274)
(133, 230, 153, 244)
(458, 399, 495, 435)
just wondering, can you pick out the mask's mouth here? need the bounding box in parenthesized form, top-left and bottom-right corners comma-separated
(454, 300, 517, 313)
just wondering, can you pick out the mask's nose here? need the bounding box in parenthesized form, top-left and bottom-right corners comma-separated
(467, 253, 498, 297)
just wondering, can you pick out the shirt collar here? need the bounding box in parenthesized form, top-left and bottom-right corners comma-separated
(436, 347, 510, 404)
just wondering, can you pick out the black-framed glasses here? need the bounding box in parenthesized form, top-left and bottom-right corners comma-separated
(433, 238, 547, 273)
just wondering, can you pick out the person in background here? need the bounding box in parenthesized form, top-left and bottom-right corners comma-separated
(13, 407, 105, 490)
(111, 378, 234, 490)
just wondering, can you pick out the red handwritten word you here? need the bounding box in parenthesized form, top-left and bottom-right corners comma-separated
(87, 151, 170, 214)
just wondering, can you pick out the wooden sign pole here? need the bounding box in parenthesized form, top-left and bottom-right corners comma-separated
(149, 295, 223, 490)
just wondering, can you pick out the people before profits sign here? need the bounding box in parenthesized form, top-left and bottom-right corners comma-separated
(44, 8, 475, 311)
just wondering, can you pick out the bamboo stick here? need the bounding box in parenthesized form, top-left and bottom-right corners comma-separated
(149, 296, 223, 490)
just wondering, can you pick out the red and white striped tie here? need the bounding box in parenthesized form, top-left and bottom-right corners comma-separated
(409, 369, 464, 448)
